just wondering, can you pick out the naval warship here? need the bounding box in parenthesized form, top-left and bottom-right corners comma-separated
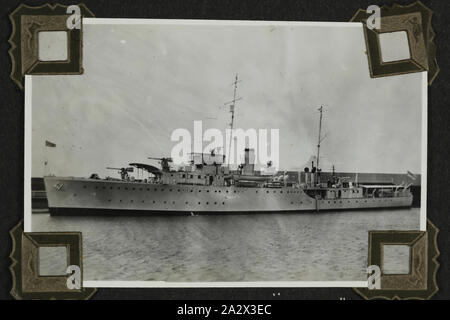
(43, 78, 413, 215)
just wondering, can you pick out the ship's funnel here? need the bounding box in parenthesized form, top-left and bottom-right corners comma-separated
(244, 148, 255, 165)
(242, 148, 255, 175)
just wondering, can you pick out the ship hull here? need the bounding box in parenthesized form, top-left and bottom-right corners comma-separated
(44, 177, 413, 216)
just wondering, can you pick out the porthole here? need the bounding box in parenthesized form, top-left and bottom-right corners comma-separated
(83, 185, 87, 189)
(198, 202, 201, 205)
(222, 202, 225, 205)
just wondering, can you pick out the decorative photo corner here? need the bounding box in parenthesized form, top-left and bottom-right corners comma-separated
(350, 1, 439, 84)
(8, 3, 94, 89)
(354, 219, 439, 300)
(9, 221, 96, 300)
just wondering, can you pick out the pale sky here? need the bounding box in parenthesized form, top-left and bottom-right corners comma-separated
(31, 22, 424, 178)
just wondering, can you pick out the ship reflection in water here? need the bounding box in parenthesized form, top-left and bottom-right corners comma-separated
(33, 208, 419, 282)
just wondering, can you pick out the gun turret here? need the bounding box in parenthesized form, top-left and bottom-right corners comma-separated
(106, 167, 134, 180)
(147, 157, 173, 172)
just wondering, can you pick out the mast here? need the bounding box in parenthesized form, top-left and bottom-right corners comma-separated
(316, 105, 323, 170)
(226, 74, 241, 168)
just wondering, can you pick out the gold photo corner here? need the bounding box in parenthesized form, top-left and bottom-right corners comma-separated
(8, 3, 94, 90)
(350, 1, 439, 85)
(354, 219, 439, 300)
(9, 220, 96, 300)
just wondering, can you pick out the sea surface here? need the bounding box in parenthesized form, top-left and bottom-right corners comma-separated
(32, 208, 420, 282)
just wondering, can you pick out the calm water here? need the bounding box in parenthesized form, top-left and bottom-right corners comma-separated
(32, 209, 420, 282)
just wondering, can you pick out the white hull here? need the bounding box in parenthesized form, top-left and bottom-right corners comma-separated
(44, 176, 413, 215)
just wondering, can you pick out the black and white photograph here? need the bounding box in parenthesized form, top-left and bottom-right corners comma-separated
(26, 19, 426, 285)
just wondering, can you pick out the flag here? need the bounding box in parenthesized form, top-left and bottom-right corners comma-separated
(45, 140, 56, 148)
(406, 170, 417, 180)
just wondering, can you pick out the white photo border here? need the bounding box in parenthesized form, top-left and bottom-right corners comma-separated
(23, 18, 428, 288)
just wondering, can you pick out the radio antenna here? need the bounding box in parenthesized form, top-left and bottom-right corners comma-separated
(225, 74, 242, 168)
(316, 106, 324, 170)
